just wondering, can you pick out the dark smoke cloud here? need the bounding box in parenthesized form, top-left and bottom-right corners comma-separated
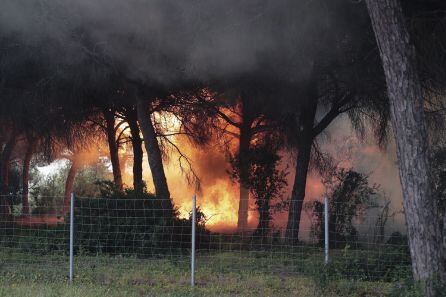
(0, 0, 342, 87)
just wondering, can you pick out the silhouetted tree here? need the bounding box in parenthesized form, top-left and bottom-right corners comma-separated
(101, 107, 124, 191)
(187, 84, 279, 233)
(120, 106, 144, 193)
(136, 96, 174, 216)
(284, 1, 389, 244)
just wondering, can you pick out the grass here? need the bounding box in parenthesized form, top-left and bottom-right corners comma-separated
(0, 250, 419, 297)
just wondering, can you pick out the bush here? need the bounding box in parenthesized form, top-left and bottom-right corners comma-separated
(0, 220, 68, 255)
(74, 181, 210, 257)
(0, 182, 211, 258)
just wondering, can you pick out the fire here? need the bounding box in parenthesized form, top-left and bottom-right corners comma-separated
(162, 127, 242, 232)
(153, 111, 244, 231)
(174, 179, 239, 232)
(112, 111, 240, 231)
(115, 111, 326, 233)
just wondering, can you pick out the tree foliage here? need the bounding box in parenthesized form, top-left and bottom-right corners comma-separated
(229, 135, 287, 239)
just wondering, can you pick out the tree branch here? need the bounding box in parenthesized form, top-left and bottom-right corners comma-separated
(312, 93, 355, 137)
(216, 109, 241, 128)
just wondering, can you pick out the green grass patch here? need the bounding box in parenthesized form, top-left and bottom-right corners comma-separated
(0, 250, 421, 297)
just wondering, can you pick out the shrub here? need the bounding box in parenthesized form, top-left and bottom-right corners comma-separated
(0, 182, 211, 258)
(73, 181, 210, 257)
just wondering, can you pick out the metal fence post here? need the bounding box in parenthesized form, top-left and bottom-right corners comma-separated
(324, 194, 329, 265)
(191, 194, 196, 287)
(69, 192, 74, 282)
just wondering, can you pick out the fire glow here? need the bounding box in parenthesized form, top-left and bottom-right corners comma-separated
(87, 111, 330, 233)
(50, 113, 395, 234)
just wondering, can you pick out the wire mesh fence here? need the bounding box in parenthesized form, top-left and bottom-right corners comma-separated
(0, 193, 412, 287)
(0, 193, 68, 279)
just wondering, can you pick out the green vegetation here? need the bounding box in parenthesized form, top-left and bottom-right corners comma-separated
(0, 251, 421, 297)
(31, 160, 113, 213)
(73, 182, 206, 257)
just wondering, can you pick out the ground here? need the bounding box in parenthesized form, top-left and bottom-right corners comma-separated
(0, 251, 412, 297)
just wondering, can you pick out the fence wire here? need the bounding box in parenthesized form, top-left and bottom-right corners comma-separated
(0, 193, 411, 286)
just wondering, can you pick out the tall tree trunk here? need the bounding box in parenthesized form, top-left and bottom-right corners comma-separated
(21, 137, 35, 216)
(103, 109, 123, 191)
(285, 98, 317, 244)
(136, 98, 173, 216)
(127, 109, 144, 193)
(366, 0, 446, 293)
(285, 138, 313, 244)
(0, 130, 16, 216)
(237, 119, 252, 233)
(63, 159, 79, 214)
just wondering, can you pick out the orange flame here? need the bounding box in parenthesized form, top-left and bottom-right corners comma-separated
(115, 112, 326, 233)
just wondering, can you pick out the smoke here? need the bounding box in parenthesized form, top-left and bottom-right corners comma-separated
(320, 115, 406, 234)
(0, 0, 348, 86)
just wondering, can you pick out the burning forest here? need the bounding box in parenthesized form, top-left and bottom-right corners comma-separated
(1, 1, 446, 296)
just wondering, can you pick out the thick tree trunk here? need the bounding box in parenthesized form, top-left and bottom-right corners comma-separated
(285, 99, 317, 244)
(136, 98, 174, 216)
(21, 137, 35, 216)
(127, 109, 144, 193)
(63, 159, 79, 214)
(366, 0, 446, 293)
(237, 119, 252, 233)
(0, 130, 16, 216)
(103, 109, 123, 191)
